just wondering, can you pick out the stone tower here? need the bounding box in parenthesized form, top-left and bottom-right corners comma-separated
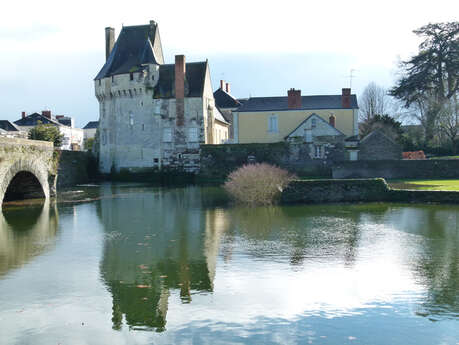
(94, 21, 229, 174)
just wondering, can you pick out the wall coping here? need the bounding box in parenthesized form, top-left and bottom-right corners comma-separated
(0, 137, 53, 149)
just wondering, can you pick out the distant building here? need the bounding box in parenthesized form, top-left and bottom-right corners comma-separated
(213, 80, 241, 141)
(233, 88, 359, 145)
(94, 20, 229, 173)
(14, 111, 83, 150)
(359, 129, 402, 160)
(285, 113, 346, 160)
(0, 120, 27, 138)
(83, 121, 99, 140)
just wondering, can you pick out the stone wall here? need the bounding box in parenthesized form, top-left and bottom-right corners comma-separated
(280, 178, 459, 204)
(333, 160, 459, 179)
(56, 151, 96, 188)
(199, 143, 337, 181)
(359, 130, 402, 160)
(281, 178, 390, 203)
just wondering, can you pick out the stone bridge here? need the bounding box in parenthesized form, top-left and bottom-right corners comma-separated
(0, 137, 57, 210)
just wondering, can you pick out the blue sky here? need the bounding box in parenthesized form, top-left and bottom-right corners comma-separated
(0, 0, 457, 127)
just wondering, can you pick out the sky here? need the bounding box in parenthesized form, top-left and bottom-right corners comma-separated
(0, 0, 457, 127)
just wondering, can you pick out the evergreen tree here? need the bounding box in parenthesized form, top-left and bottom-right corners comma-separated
(390, 22, 459, 143)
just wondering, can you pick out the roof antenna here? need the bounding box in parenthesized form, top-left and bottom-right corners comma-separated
(347, 69, 357, 89)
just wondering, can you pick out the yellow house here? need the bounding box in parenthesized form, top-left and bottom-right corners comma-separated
(234, 88, 358, 143)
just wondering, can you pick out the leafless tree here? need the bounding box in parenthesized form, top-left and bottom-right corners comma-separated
(359, 82, 391, 122)
(437, 96, 459, 152)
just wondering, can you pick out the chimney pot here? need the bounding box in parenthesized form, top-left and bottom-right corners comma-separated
(225, 82, 231, 93)
(21, 111, 26, 119)
(287, 88, 302, 109)
(105, 27, 115, 62)
(342, 88, 351, 108)
(220, 80, 225, 90)
(329, 114, 336, 127)
(42, 110, 51, 119)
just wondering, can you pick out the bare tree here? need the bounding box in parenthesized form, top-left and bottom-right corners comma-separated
(359, 82, 390, 122)
(437, 96, 459, 153)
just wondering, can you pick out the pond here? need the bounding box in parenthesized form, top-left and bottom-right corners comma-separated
(0, 184, 458, 344)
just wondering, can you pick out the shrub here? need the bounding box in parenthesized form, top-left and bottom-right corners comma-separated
(224, 163, 295, 205)
(28, 123, 64, 147)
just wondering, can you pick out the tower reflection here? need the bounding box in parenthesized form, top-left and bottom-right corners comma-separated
(98, 186, 228, 331)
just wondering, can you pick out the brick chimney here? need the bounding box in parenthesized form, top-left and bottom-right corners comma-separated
(287, 88, 302, 109)
(175, 55, 186, 126)
(329, 114, 336, 127)
(220, 80, 225, 90)
(42, 110, 51, 119)
(105, 27, 115, 61)
(21, 111, 26, 119)
(225, 82, 231, 94)
(342, 88, 351, 108)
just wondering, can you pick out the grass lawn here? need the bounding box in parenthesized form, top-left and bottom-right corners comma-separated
(430, 156, 459, 160)
(388, 179, 459, 191)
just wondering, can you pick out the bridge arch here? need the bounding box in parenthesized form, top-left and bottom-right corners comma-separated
(0, 158, 51, 209)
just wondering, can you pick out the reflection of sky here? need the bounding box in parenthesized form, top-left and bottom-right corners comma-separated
(0, 199, 458, 345)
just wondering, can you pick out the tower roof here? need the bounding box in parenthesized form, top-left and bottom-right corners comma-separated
(95, 22, 164, 80)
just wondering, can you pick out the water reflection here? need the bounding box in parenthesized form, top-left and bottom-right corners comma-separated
(0, 201, 59, 276)
(98, 186, 228, 331)
(96, 184, 458, 335)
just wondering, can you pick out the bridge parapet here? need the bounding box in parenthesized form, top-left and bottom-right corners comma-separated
(0, 137, 57, 210)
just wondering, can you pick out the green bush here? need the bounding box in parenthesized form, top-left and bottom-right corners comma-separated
(28, 124, 64, 147)
(224, 163, 294, 205)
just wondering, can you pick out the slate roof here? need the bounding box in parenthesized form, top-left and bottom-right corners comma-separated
(214, 108, 229, 125)
(14, 113, 63, 127)
(153, 62, 207, 99)
(237, 95, 358, 112)
(361, 129, 396, 145)
(284, 113, 345, 139)
(213, 88, 241, 109)
(0, 120, 20, 131)
(56, 117, 72, 127)
(95, 23, 164, 80)
(83, 121, 99, 129)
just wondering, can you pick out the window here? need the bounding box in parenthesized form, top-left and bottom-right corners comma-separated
(142, 124, 145, 131)
(154, 158, 159, 163)
(311, 118, 317, 128)
(111, 76, 114, 82)
(314, 145, 322, 158)
(129, 113, 134, 126)
(268, 114, 278, 133)
(102, 129, 107, 145)
(188, 127, 198, 142)
(163, 128, 172, 142)
(304, 128, 312, 142)
(98, 80, 101, 86)
(130, 72, 134, 81)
